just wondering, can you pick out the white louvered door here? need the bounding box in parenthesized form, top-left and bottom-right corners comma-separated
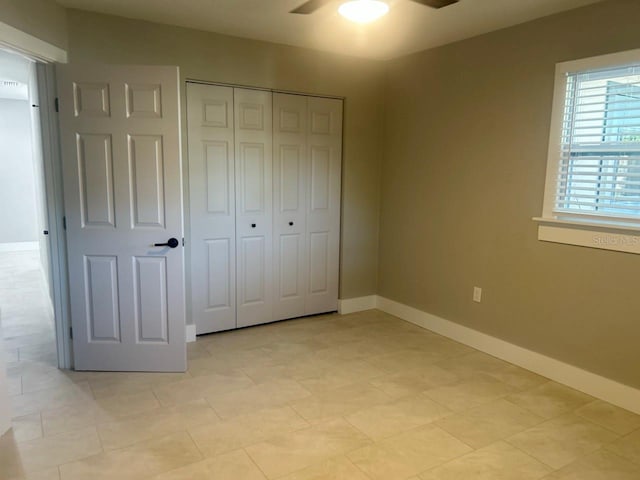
(58, 65, 186, 372)
(186, 83, 236, 334)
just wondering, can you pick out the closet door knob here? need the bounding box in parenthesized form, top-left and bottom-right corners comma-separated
(289, 221, 294, 226)
(251, 223, 256, 228)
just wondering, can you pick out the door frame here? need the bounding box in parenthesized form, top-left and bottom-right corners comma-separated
(0, 22, 72, 368)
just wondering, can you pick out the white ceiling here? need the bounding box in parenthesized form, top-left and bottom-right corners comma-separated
(56, 0, 604, 60)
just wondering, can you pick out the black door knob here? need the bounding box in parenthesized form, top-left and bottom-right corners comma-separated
(289, 222, 294, 226)
(251, 223, 256, 228)
(154, 237, 179, 248)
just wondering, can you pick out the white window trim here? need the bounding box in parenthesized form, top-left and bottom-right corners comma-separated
(535, 48, 640, 254)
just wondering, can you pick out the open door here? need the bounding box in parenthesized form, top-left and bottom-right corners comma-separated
(56, 64, 186, 372)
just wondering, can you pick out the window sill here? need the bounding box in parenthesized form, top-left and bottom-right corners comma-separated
(533, 217, 640, 255)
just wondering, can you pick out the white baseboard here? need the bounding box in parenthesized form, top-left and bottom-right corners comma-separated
(186, 324, 196, 343)
(0, 242, 39, 253)
(375, 296, 640, 416)
(338, 295, 377, 314)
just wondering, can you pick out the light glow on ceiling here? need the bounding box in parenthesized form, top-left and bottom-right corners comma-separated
(338, 0, 390, 24)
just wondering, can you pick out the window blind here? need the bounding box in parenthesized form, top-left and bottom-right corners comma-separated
(556, 63, 640, 224)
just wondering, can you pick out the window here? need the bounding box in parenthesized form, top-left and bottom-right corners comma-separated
(536, 49, 640, 254)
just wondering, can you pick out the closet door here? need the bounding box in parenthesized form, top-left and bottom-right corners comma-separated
(306, 97, 343, 315)
(186, 83, 236, 334)
(235, 88, 274, 328)
(273, 93, 308, 321)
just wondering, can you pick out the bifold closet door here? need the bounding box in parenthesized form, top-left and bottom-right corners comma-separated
(306, 96, 343, 315)
(273, 93, 308, 321)
(235, 88, 274, 328)
(186, 83, 236, 334)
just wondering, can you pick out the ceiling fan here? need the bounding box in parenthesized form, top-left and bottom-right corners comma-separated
(290, 0, 459, 15)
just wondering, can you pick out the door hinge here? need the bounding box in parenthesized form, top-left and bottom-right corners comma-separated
(62, 216, 67, 230)
(55, 97, 59, 112)
(69, 327, 73, 339)
(182, 237, 185, 247)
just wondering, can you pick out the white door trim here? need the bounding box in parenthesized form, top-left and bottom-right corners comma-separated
(339, 295, 640, 416)
(36, 63, 73, 369)
(0, 21, 67, 63)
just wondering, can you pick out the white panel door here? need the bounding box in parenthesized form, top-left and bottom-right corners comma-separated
(273, 93, 308, 321)
(57, 65, 186, 371)
(306, 97, 343, 315)
(186, 83, 236, 334)
(235, 88, 273, 328)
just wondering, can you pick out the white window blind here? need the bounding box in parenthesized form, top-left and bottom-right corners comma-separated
(556, 63, 640, 224)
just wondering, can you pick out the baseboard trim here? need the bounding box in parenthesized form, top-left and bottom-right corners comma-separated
(0, 242, 39, 253)
(376, 296, 640, 416)
(186, 324, 196, 343)
(338, 295, 377, 315)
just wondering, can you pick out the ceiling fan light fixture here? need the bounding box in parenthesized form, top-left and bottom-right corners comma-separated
(338, 0, 389, 23)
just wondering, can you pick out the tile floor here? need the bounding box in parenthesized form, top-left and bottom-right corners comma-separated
(2, 250, 640, 479)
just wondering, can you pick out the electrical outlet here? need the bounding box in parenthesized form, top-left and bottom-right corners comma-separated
(473, 287, 482, 303)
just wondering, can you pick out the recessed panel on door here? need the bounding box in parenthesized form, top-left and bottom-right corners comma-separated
(84, 255, 120, 343)
(77, 134, 115, 228)
(206, 238, 232, 310)
(134, 256, 169, 344)
(205, 141, 231, 215)
(128, 135, 165, 228)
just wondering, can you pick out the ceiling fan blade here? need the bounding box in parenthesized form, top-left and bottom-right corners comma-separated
(409, 0, 459, 8)
(290, 0, 334, 14)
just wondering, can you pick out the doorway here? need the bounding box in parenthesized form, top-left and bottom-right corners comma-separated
(0, 48, 57, 371)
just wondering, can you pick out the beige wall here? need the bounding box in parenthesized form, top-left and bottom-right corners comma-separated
(379, 0, 640, 389)
(0, 0, 67, 49)
(65, 9, 385, 301)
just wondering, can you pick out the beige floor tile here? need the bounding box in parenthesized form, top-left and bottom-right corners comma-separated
(346, 393, 452, 440)
(58, 431, 201, 480)
(12, 413, 43, 442)
(435, 398, 544, 448)
(544, 449, 640, 479)
(10, 382, 94, 418)
(241, 358, 330, 385)
(278, 456, 370, 480)
(575, 401, 640, 435)
(41, 402, 113, 436)
(94, 390, 161, 417)
(418, 440, 551, 479)
(150, 449, 266, 479)
(290, 382, 391, 423)
(604, 429, 640, 465)
(436, 351, 548, 391)
(15, 426, 102, 474)
(245, 418, 372, 479)
(507, 413, 619, 469)
(505, 382, 593, 419)
(153, 371, 255, 406)
(86, 371, 190, 399)
(367, 364, 459, 399)
(347, 424, 472, 480)
(366, 347, 467, 375)
(297, 359, 387, 394)
(207, 378, 311, 419)
(188, 405, 308, 458)
(98, 399, 219, 450)
(423, 374, 519, 412)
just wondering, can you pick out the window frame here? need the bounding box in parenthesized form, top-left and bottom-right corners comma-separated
(536, 48, 640, 255)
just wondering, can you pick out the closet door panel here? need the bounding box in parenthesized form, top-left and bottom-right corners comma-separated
(306, 97, 342, 315)
(235, 88, 273, 328)
(273, 93, 307, 321)
(187, 83, 236, 334)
